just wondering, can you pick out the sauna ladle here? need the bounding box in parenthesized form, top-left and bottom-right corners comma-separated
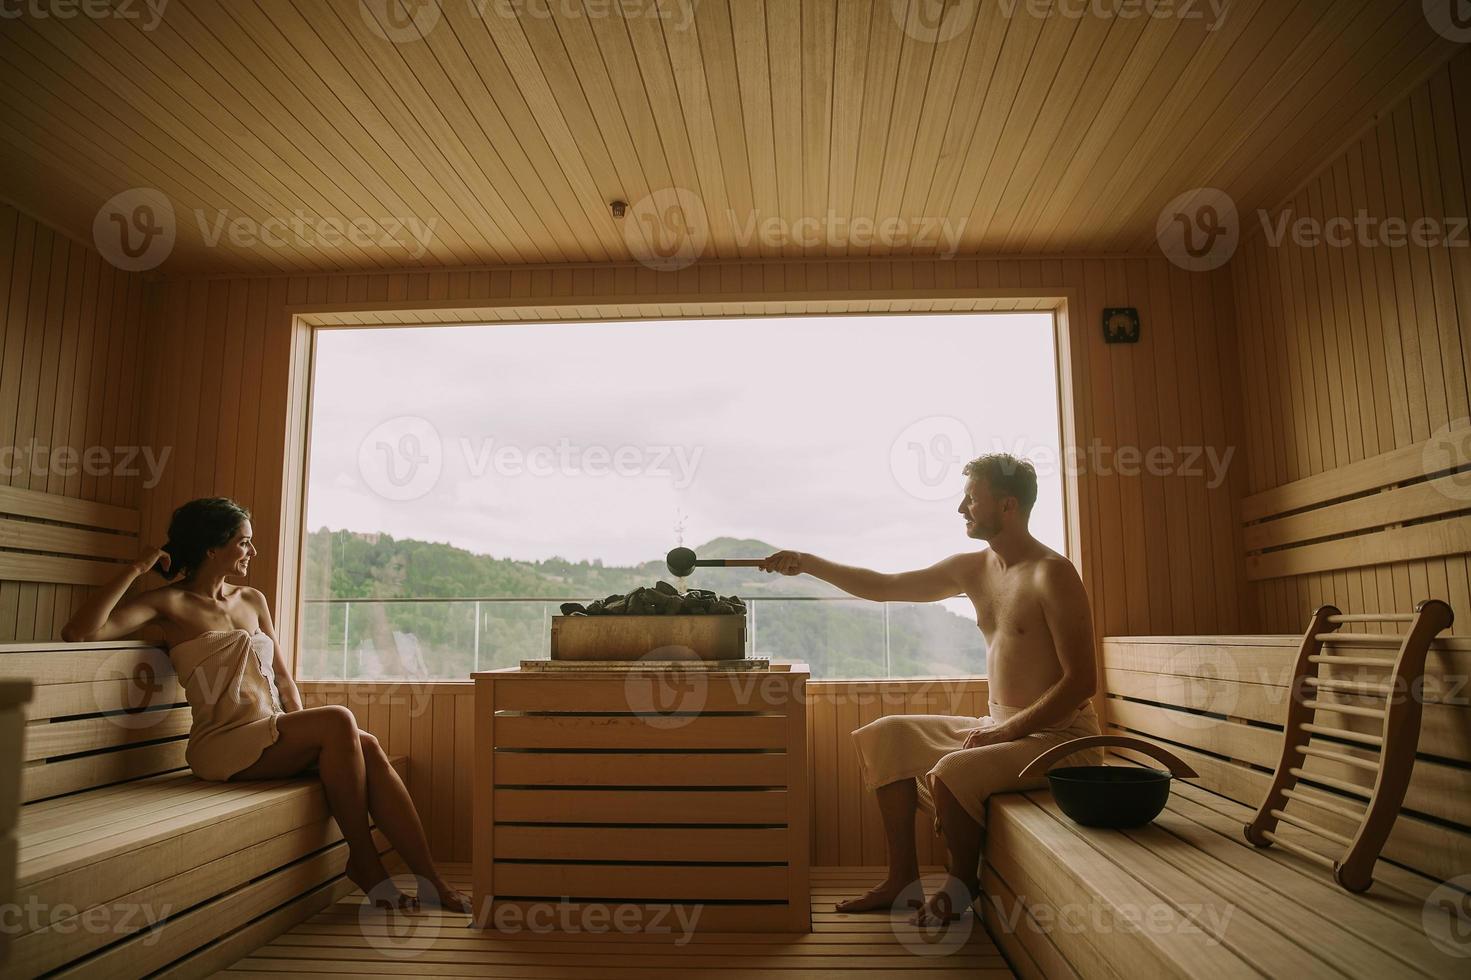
(666, 547, 767, 578)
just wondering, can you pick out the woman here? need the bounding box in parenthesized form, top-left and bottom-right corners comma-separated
(62, 497, 469, 913)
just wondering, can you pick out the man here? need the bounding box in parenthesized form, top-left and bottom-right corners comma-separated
(760, 453, 1102, 924)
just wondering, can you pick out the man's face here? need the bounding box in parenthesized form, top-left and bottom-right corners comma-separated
(958, 475, 1004, 540)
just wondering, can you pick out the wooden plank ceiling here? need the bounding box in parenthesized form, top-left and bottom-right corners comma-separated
(0, 0, 1458, 275)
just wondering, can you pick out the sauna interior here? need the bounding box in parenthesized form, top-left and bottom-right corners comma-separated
(1, 1, 1469, 977)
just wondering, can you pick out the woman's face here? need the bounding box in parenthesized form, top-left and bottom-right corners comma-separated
(209, 520, 257, 579)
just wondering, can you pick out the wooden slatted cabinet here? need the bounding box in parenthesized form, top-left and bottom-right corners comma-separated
(473, 664, 810, 933)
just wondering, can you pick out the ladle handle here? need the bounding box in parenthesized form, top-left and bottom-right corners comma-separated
(695, 559, 767, 568)
(1018, 735, 1199, 779)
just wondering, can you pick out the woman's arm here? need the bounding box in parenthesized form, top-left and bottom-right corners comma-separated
(248, 589, 304, 712)
(60, 547, 168, 642)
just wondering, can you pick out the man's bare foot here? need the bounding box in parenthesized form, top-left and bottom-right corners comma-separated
(419, 879, 472, 913)
(907, 875, 978, 926)
(834, 875, 920, 914)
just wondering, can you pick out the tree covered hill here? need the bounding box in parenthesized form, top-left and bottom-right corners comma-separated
(300, 528, 985, 680)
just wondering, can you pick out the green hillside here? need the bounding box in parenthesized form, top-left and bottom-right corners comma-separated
(299, 528, 986, 681)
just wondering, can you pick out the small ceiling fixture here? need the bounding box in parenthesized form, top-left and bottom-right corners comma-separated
(610, 200, 627, 218)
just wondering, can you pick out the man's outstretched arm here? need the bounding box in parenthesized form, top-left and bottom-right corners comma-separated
(760, 551, 969, 603)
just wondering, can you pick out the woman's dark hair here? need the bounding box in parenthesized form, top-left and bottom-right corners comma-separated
(156, 497, 251, 580)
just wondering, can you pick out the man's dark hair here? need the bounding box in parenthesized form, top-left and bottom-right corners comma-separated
(963, 453, 1039, 514)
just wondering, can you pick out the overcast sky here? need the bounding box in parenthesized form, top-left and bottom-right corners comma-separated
(306, 313, 1064, 576)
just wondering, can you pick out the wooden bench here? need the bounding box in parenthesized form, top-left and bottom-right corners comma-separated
(0, 638, 401, 979)
(982, 633, 1470, 978)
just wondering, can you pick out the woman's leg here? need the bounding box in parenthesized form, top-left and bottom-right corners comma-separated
(231, 706, 406, 907)
(357, 731, 470, 911)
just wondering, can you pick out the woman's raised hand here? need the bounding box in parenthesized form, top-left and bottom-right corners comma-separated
(135, 545, 170, 577)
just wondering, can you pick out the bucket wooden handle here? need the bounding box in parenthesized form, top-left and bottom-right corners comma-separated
(1018, 735, 1199, 779)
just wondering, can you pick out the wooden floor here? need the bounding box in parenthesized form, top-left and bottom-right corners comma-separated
(217, 867, 1013, 978)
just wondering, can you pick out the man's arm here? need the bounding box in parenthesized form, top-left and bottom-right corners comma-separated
(987, 560, 1099, 741)
(760, 551, 970, 603)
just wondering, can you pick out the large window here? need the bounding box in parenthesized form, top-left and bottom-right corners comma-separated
(299, 313, 1064, 680)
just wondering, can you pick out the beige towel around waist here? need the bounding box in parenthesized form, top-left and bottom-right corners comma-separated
(168, 628, 284, 781)
(852, 699, 1103, 824)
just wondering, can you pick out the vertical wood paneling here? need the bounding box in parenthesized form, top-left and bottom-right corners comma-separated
(1234, 54, 1471, 634)
(0, 206, 146, 642)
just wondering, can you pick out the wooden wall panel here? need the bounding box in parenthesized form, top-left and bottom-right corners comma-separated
(139, 256, 1250, 663)
(1233, 53, 1471, 634)
(0, 205, 147, 641)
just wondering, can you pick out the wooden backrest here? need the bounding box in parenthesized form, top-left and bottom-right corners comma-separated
(0, 640, 189, 804)
(0, 485, 140, 643)
(1241, 420, 1471, 588)
(1102, 634, 1471, 885)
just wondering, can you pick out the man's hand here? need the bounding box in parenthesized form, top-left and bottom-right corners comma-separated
(761, 551, 806, 576)
(961, 724, 1012, 750)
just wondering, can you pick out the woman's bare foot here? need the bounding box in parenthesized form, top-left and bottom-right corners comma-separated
(908, 875, 978, 926)
(348, 855, 416, 911)
(834, 875, 920, 913)
(419, 878, 472, 913)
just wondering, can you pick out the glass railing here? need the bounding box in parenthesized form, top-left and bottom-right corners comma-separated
(297, 596, 987, 682)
